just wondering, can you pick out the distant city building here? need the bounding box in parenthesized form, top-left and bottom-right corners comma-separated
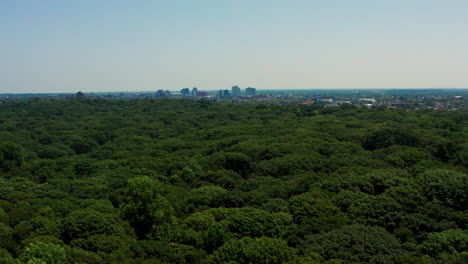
(181, 88, 190, 96)
(358, 98, 376, 103)
(232, 85, 241, 97)
(155, 89, 171, 98)
(300, 100, 316, 105)
(192, 87, 198, 97)
(76, 91, 84, 99)
(217, 89, 231, 98)
(245, 87, 256, 96)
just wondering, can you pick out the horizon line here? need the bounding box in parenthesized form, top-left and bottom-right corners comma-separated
(2, 87, 468, 95)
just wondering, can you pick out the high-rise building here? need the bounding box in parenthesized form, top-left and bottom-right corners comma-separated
(217, 89, 231, 98)
(231, 85, 241, 97)
(181, 88, 190, 96)
(245, 87, 256, 96)
(191, 87, 198, 97)
(76, 91, 84, 99)
(155, 89, 171, 98)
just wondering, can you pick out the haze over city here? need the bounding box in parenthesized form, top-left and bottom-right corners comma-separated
(2, 0, 468, 93)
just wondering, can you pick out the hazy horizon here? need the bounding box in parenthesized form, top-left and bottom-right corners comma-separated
(2, 0, 468, 93)
(2, 88, 468, 96)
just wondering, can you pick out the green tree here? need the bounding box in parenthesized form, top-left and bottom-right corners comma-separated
(416, 169, 468, 210)
(185, 186, 228, 211)
(62, 209, 132, 243)
(17, 242, 67, 264)
(211, 152, 252, 177)
(0, 248, 15, 264)
(183, 212, 216, 232)
(224, 207, 277, 238)
(0, 141, 24, 171)
(120, 176, 174, 239)
(209, 237, 297, 264)
(419, 229, 468, 257)
(304, 224, 402, 264)
(289, 193, 349, 234)
(0, 222, 15, 250)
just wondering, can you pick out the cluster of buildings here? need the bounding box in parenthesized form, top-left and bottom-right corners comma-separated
(154, 85, 257, 100)
(296, 95, 467, 111)
(216, 86, 256, 98)
(1, 89, 465, 111)
(154, 87, 206, 98)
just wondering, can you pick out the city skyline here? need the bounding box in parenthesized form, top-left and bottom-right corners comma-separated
(2, 0, 468, 93)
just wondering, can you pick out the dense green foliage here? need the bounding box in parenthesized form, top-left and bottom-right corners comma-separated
(0, 99, 466, 263)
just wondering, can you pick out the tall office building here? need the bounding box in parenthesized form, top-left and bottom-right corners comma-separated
(245, 87, 256, 96)
(231, 85, 241, 97)
(217, 89, 231, 98)
(180, 88, 190, 96)
(191, 87, 198, 97)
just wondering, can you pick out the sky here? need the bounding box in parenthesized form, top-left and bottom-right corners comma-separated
(1, 0, 468, 93)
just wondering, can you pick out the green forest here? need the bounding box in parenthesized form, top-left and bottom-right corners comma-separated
(0, 99, 466, 264)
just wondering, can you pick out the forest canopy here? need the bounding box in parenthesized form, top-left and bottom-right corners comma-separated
(0, 98, 466, 264)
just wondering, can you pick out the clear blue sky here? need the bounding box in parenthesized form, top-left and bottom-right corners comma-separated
(1, 0, 468, 93)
